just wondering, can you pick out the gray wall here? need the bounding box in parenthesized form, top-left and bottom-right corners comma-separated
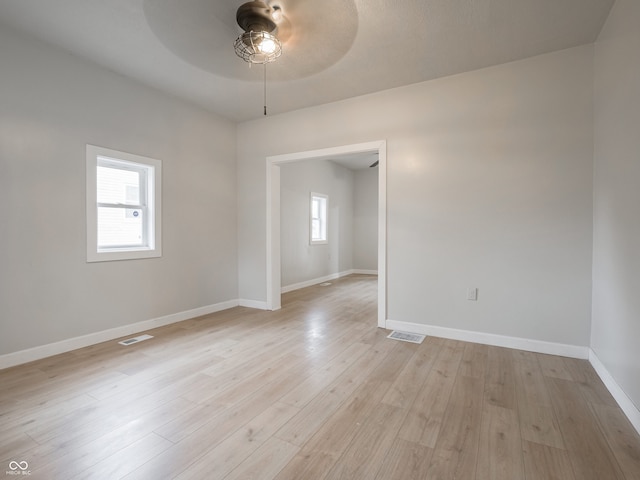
(2, 10, 615, 376)
(593, 0, 640, 409)
(0, 26, 238, 356)
(353, 168, 378, 272)
(280, 160, 354, 287)
(238, 45, 594, 347)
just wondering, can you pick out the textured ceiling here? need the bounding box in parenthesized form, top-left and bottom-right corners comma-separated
(0, 0, 614, 122)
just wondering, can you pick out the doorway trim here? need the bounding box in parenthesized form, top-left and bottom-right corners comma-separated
(266, 140, 387, 328)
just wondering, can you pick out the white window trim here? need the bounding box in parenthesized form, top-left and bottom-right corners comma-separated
(310, 192, 328, 245)
(86, 144, 162, 262)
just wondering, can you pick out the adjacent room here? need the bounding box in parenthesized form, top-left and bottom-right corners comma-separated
(1, 0, 639, 478)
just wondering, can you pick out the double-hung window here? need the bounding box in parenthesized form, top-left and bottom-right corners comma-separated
(310, 193, 328, 245)
(86, 145, 162, 262)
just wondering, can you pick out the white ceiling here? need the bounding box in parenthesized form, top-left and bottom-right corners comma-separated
(0, 0, 614, 122)
(328, 152, 379, 171)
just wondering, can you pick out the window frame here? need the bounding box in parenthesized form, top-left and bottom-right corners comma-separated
(86, 145, 162, 262)
(309, 192, 328, 245)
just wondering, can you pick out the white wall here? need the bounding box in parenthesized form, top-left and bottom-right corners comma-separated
(0, 26, 238, 356)
(593, 0, 640, 409)
(353, 168, 378, 271)
(238, 45, 594, 348)
(280, 160, 354, 287)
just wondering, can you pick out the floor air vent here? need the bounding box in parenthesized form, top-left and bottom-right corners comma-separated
(387, 331, 426, 344)
(319, 282, 332, 286)
(118, 334, 154, 346)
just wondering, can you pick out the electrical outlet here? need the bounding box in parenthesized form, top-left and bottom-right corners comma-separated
(467, 288, 478, 301)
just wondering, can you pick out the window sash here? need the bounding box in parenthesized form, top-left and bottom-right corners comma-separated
(310, 193, 328, 244)
(96, 157, 153, 250)
(97, 205, 148, 248)
(97, 157, 148, 207)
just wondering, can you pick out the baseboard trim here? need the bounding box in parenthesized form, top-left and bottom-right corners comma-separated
(238, 299, 270, 310)
(352, 269, 378, 275)
(589, 349, 640, 435)
(281, 270, 355, 294)
(384, 319, 590, 359)
(0, 299, 240, 370)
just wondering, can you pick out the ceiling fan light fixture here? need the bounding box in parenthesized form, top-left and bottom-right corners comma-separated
(234, 30, 282, 64)
(234, 1, 283, 65)
(233, 0, 285, 115)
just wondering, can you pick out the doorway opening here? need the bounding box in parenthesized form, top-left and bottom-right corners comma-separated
(266, 141, 386, 328)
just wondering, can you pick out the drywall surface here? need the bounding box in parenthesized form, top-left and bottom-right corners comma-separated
(238, 45, 594, 346)
(280, 160, 354, 287)
(0, 26, 238, 355)
(353, 168, 378, 271)
(593, 0, 640, 408)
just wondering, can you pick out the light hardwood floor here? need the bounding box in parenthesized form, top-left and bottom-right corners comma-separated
(1, 274, 639, 479)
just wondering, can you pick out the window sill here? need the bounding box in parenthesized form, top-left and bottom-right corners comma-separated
(87, 247, 161, 263)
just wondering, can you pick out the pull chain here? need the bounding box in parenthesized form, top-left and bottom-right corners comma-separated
(263, 62, 267, 116)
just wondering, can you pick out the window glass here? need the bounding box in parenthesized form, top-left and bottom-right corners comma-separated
(97, 207, 144, 247)
(310, 193, 327, 244)
(97, 166, 140, 205)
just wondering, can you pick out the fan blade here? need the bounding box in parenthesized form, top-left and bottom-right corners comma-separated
(274, 12, 292, 43)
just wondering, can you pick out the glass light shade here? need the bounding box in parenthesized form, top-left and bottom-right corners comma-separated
(234, 30, 282, 64)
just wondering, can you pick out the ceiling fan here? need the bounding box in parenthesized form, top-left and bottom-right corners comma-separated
(233, 1, 286, 65)
(233, 1, 287, 114)
(143, 0, 357, 81)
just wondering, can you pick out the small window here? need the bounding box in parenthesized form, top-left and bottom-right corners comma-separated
(86, 145, 162, 262)
(310, 193, 328, 245)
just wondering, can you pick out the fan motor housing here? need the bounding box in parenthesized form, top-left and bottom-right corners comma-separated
(236, 1, 277, 33)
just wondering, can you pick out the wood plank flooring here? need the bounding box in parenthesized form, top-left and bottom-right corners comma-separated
(1, 274, 639, 479)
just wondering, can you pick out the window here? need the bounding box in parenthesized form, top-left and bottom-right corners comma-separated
(86, 145, 162, 262)
(310, 193, 328, 244)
